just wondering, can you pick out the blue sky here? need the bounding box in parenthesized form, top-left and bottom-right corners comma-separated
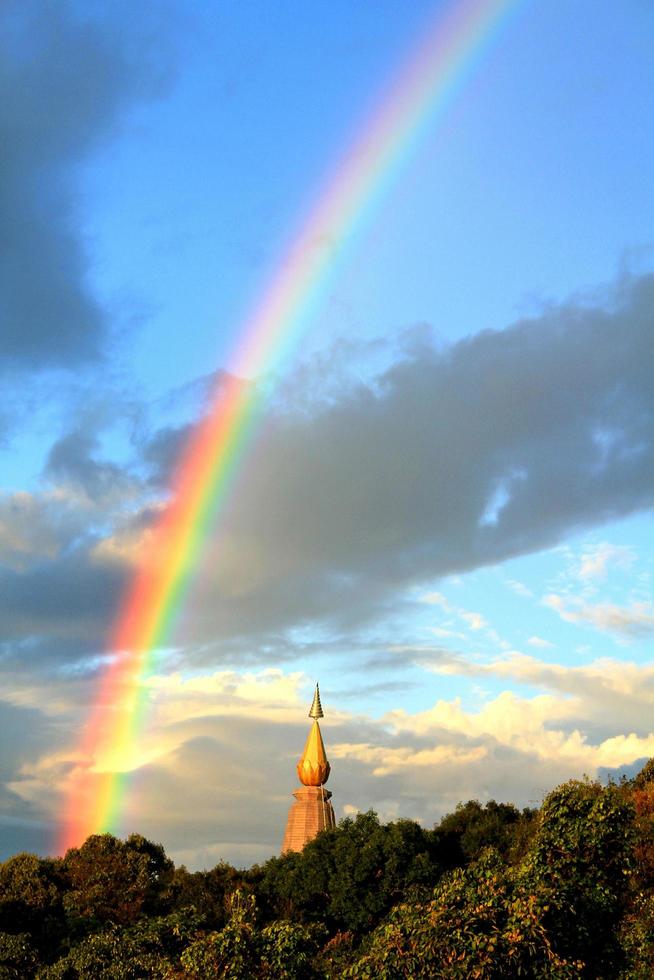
(0, 0, 652, 868)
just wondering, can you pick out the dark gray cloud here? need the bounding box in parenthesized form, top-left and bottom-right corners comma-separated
(0, 551, 121, 644)
(0, 486, 127, 666)
(599, 758, 649, 783)
(173, 271, 654, 652)
(45, 429, 133, 504)
(0, 0, 175, 368)
(0, 700, 63, 859)
(1, 272, 652, 677)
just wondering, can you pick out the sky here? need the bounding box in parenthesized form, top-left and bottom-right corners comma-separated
(0, 0, 653, 869)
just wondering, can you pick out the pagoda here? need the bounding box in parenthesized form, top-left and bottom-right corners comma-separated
(281, 683, 336, 853)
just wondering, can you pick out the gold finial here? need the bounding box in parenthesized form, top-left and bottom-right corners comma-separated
(297, 719, 330, 786)
(308, 683, 324, 719)
(296, 684, 330, 786)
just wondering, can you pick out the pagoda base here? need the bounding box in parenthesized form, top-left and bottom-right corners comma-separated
(281, 786, 336, 854)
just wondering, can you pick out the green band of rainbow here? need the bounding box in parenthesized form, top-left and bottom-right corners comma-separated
(57, 0, 521, 853)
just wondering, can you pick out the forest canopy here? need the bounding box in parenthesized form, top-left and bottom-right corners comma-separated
(1, 761, 653, 978)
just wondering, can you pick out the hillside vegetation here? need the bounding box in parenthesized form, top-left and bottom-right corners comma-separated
(1, 762, 653, 978)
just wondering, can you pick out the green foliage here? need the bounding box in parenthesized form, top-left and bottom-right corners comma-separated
(344, 850, 581, 979)
(36, 925, 169, 979)
(618, 890, 654, 979)
(0, 853, 66, 959)
(436, 799, 538, 866)
(255, 811, 442, 932)
(178, 890, 261, 979)
(259, 919, 324, 979)
(168, 862, 244, 931)
(126, 907, 206, 956)
(0, 854, 61, 918)
(62, 834, 174, 933)
(0, 931, 38, 979)
(631, 757, 654, 791)
(35, 909, 203, 980)
(314, 929, 356, 976)
(619, 778, 654, 977)
(178, 890, 322, 979)
(526, 778, 636, 976)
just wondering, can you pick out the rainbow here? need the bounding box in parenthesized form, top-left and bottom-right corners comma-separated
(57, 0, 521, 852)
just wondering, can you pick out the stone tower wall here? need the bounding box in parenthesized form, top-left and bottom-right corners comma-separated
(281, 785, 336, 853)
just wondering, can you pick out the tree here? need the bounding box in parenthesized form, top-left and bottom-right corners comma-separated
(618, 767, 654, 977)
(35, 908, 203, 979)
(0, 931, 38, 979)
(178, 890, 322, 979)
(436, 799, 538, 866)
(0, 766, 645, 978)
(178, 890, 262, 979)
(62, 834, 174, 933)
(631, 757, 654, 792)
(169, 862, 244, 931)
(255, 812, 442, 934)
(35, 926, 169, 979)
(0, 853, 65, 962)
(344, 850, 580, 979)
(525, 779, 635, 976)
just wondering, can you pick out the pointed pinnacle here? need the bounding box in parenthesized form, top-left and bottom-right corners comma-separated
(308, 683, 324, 719)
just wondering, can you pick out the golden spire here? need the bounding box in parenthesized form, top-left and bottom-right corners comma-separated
(297, 684, 330, 786)
(309, 682, 324, 719)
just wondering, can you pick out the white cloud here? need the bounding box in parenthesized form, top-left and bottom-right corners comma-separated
(421, 591, 450, 609)
(421, 592, 493, 638)
(527, 635, 554, 648)
(331, 741, 488, 777)
(544, 593, 654, 638)
(506, 579, 534, 598)
(578, 542, 635, 581)
(430, 626, 467, 640)
(460, 611, 488, 631)
(6, 651, 654, 869)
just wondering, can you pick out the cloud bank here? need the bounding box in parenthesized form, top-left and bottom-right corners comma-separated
(173, 271, 654, 652)
(7, 653, 654, 867)
(0, 272, 652, 673)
